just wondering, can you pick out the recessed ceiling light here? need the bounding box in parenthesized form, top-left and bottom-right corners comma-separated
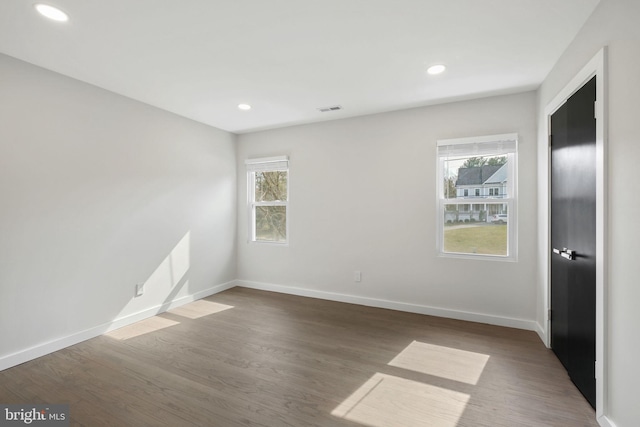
(34, 4, 69, 22)
(238, 104, 252, 111)
(427, 64, 446, 75)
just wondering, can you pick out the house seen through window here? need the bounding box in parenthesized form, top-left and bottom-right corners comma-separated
(437, 134, 517, 260)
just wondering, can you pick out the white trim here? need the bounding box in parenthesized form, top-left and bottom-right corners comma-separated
(534, 322, 546, 343)
(436, 133, 518, 147)
(0, 280, 237, 372)
(253, 201, 287, 207)
(598, 416, 617, 427)
(236, 280, 538, 331)
(245, 155, 289, 165)
(245, 156, 289, 173)
(542, 47, 607, 420)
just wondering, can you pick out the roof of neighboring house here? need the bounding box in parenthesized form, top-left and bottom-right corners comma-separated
(484, 164, 507, 184)
(455, 164, 504, 186)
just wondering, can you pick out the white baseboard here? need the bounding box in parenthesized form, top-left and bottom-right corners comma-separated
(0, 280, 236, 372)
(598, 415, 617, 427)
(535, 322, 548, 347)
(236, 280, 538, 331)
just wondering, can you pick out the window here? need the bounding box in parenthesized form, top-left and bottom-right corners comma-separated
(246, 156, 289, 243)
(437, 134, 517, 260)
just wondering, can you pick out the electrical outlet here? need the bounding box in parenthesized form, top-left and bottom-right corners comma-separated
(135, 282, 145, 297)
(354, 271, 361, 282)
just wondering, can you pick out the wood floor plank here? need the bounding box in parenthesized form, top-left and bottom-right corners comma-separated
(75, 338, 317, 427)
(0, 287, 598, 426)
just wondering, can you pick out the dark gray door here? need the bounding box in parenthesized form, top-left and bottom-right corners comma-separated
(550, 76, 597, 409)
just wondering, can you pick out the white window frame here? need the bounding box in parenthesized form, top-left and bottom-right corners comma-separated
(436, 133, 518, 261)
(246, 156, 289, 244)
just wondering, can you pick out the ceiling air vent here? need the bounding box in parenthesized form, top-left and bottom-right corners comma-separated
(318, 105, 342, 113)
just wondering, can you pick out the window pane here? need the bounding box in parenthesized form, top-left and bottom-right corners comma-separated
(443, 155, 508, 199)
(443, 204, 507, 256)
(255, 171, 288, 202)
(255, 206, 287, 242)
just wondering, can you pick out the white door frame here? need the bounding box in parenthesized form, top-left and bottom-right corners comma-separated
(543, 47, 607, 421)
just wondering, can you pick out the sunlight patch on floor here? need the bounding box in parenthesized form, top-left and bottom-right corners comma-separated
(389, 341, 490, 385)
(331, 372, 469, 427)
(105, 316, 180, 340)
(168, 300, 234, 319)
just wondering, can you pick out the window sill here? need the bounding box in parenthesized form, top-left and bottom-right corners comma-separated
(248, 240, 289, 247)
(438, 252, 517, 262)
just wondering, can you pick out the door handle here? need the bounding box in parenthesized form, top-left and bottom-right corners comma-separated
(561, 251, 574, 260)
(553, 247, 575, 260)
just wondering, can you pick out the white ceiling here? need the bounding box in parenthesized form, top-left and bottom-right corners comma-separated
(0, 0, 600, 134)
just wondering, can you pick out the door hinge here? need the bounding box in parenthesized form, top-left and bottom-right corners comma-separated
(548, 134, 553, 147)
(548, 308, 552, 321)
(594, 100, 598, 120)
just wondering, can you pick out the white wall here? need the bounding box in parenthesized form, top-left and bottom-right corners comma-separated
(536, 0, 640, 425)
(237, 92, 538, 329)
(0, 54, 237, 369)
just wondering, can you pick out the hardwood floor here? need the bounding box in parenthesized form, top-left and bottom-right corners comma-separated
(0, 288, 598, 426)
